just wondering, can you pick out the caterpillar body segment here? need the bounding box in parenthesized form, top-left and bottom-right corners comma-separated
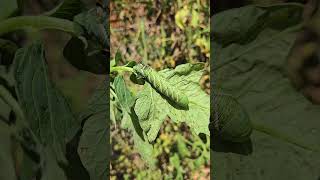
(133, 64, 189, 109)
(212, 93, 252, 143)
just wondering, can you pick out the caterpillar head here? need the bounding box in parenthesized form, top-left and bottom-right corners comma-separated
(133, 64, 148, 77)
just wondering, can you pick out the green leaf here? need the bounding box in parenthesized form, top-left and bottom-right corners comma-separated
(124, 123, 157, 168)
(0, 110, 67, 180)
(78, 80, 109, 180)
(0, 85, 12, 123)
(0, 0, 18, 21)
(134, 63, 210, 142)
(19, 149, 38, 180)
(18, 127, 68, 180)
(212, 4, 320, 180)
(134, 83, 169, 142)
(212, 3, 303, 46)
(41, 148, 68, 180)
(13, 41, 80, 164)
(73, 8, 108, 48)
(46, 0, 85, 20)
(63, 8, 108, 74)
(113, 75, 157, 167)
(0, 121, 17, 180)
(114, 76, 135, 113)
(132, 129, 157, 168)
(0, 82, 69, 180)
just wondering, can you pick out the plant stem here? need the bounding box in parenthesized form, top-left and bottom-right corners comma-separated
(110, 66, 134, 73)
(0, 16, 76, 36)
(0, 85, 46, 167)
(0, 85, 25, 121)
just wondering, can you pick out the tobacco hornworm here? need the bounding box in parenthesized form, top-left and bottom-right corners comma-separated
(212, 93, 252, 143)
(133, 64, 189, 109)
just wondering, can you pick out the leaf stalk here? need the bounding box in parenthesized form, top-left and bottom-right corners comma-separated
(0, 16, 76, 36)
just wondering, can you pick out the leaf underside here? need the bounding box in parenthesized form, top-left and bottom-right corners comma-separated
(212, 4, 320, 180)
(78, 80, 109, 180)
(14, 41, 79, 164)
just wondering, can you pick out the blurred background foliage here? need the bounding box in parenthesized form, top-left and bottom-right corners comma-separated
(110, 0, 210, 179)
(16, 0, 105, 115)
(13, 0, 105, 173)
(110, 0, 210, 69)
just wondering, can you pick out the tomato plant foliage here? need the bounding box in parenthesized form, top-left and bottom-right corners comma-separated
(111, 61, 210, 168)
(212, 3, 320, 180)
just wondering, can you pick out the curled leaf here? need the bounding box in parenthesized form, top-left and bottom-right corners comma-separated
(63, 8, 109, 74)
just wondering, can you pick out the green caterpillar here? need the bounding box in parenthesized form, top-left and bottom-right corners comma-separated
(212, 93, 319, 151)
(133, 64, 189, 109)
(212, 93, 252, 143)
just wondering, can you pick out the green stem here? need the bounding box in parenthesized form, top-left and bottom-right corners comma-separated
(110, 88, 118, 101)
(110, 66, 134, 73)
(0, 85, 25, 121)
(41, 1, 64, 16)
(0, 85, 46, 167)
(0, 16, 76, 36)
(252, 121, 320, 152)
